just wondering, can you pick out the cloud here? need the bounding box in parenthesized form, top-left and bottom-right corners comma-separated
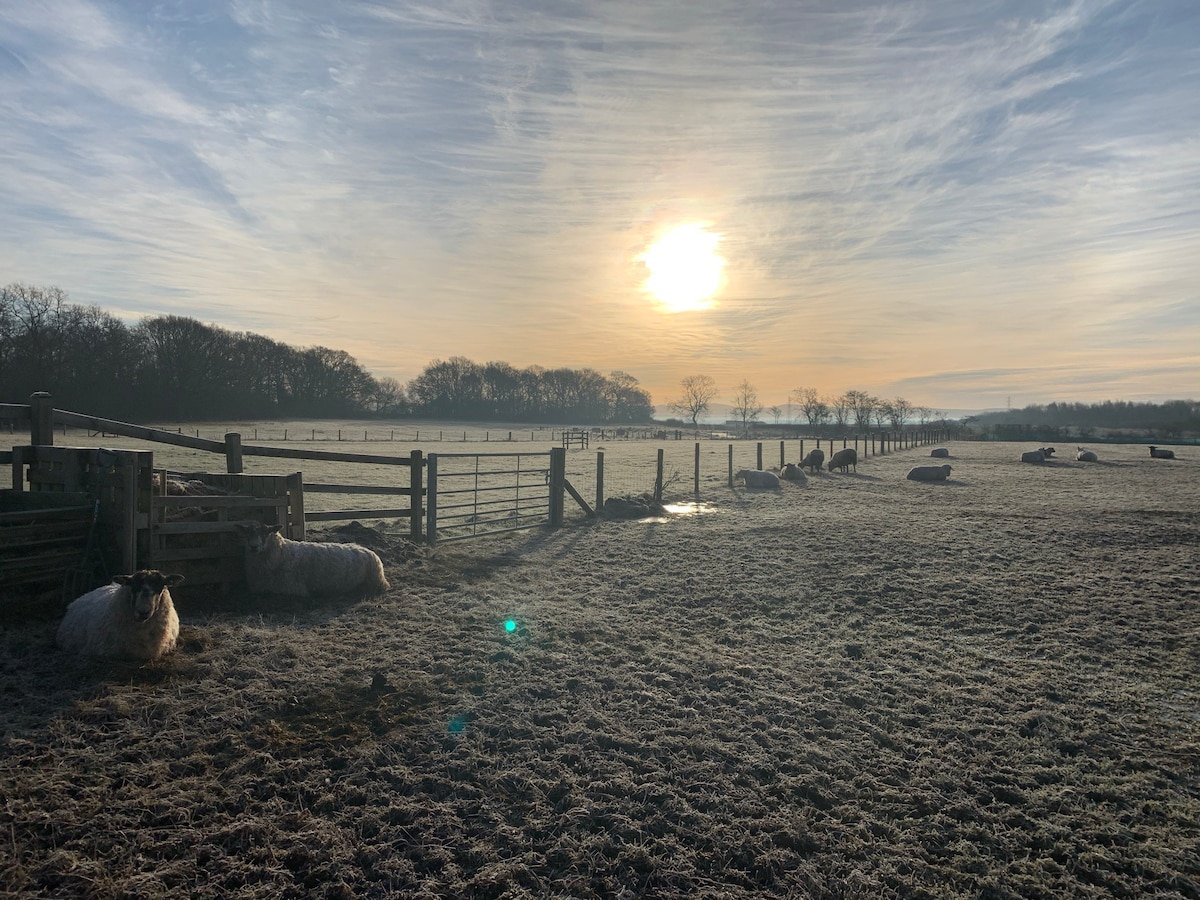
(0, 0, 1196, 409)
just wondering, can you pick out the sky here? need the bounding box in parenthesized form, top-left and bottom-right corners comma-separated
(1, 0, 1197, 415)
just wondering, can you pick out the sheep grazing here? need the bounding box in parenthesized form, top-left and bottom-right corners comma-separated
(734, 468, 782, 489)
(1020, 449, 1046, 464)
(827, 448, 858, 473)
(57, 570, 184, 662)
(906, 464, 952, 482)
(1076, 447, 1099, 462)
(235, 522, 390, 599)
(780, 463, 807, 483)
(1149, 446, 1176, 460)
(800, 448, 825, 473)
(929, 448, 950, 458)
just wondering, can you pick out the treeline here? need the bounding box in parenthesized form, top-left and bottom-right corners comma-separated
(0, 283, 654, 424)
(971, 400, 1200, 439)
(406, 357, 653, 423)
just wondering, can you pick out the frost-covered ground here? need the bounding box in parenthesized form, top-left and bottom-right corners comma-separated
(2, 441, 1198, 898)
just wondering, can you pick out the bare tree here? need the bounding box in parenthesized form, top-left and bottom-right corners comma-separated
(671, 374, 719, 431)
(767, 405, 783, 426)
(846, 390, 876, 432)
(730, 380, 763, 433)
(791, 387, 831, 429)
(888, 396, 913, 431)
(829, 392, 853, 432)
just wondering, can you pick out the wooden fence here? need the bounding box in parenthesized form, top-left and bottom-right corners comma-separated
(0, 395, 597, 594)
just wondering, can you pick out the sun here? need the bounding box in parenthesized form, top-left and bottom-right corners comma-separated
(639, 223, 725, 312)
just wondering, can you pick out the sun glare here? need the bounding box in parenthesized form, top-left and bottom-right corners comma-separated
(640, 223, 725, 312)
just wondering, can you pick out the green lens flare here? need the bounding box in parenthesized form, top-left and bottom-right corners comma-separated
(504, 619, 517, 632)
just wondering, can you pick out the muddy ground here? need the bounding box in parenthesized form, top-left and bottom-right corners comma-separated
(1, 440, 1198, 898)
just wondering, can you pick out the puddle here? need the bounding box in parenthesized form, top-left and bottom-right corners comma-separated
(638, 500, 720, 522)
(661, 501, 718, 516)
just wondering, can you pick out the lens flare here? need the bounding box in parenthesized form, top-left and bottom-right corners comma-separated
(504, 619, 517, 632)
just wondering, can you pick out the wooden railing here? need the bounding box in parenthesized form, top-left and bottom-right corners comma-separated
(3, 393, 425, 542)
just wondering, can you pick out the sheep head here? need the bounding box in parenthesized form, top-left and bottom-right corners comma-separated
(235, 522, 284, 555)
(113, 570, 184, 622)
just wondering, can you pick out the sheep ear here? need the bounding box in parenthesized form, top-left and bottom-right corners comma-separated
(165, 574, 185, 587)
(269, 525, 283, 534)
(113, 574, 132, 585)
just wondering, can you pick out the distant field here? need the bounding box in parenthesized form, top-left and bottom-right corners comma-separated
(2, 440, 1197, 897)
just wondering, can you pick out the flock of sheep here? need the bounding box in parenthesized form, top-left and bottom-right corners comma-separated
(734, 441, 1180, 491)
(55, 442, 1181, 664)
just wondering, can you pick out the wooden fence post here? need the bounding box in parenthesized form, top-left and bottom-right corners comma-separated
(30, 392, 53, 446)
(694, 442, 700, 495)
(549, 447, 566, 526)
(596, 450, 605, 513)
(225, 432, 243, 473)
(285, 472, 306, 540)
(654, 448, 664, 502)
(779, 440, 785, 468)
(756, 442, 763, 470)
(727, 444, 733, 487)
(426, 453, 438, 545)
(410, 450, 423, 542)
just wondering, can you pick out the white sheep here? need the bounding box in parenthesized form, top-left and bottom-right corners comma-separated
(1076, 447, 1098, 462)
(906, 464, 952, 482)
(735, 468, 782, 489)
(800, 448, 825, 473)
(780, 463, 807, 483)
(1020, 449, 1046, 463)
(57, 570, 183, 662)
(235, 522, 390, 599)
(1149, 446, 1176, 460)
(929, 448, 950, 458)
(827, 448, 858, 473)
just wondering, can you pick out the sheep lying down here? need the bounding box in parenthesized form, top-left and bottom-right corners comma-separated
(780, 463, 807, 483)
(57, 570, 184, 662)
(236, 522, 390, 599)
(906, 464, 952, 482)
(734, 468, 781, 489)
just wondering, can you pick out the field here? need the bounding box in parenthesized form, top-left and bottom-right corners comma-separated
(2, 440, 1198, 898)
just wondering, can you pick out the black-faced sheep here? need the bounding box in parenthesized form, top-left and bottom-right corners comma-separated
(800, 448, 825, 473)
(735, 468, 782, 489)
(906, 464, 952, 481)
(827, 448, 858, 473)
(1149, 446, 1176, 460)
(929, 448, 950, 458)
(1076, 447, 1098, 462)
(235, 522, 390, 599)
(57, 570, 184, 661)
(780, 463, 807, 483)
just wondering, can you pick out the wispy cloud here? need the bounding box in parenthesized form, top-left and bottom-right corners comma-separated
(1, 0, 1195, 409)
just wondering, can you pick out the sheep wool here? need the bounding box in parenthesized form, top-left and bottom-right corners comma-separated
(237, 523, 390, 599)
(57, 570, 183, 662)
(907, 464, 952, 482)
(827, 448, 858, 473)
(735, 469, 782, 489)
